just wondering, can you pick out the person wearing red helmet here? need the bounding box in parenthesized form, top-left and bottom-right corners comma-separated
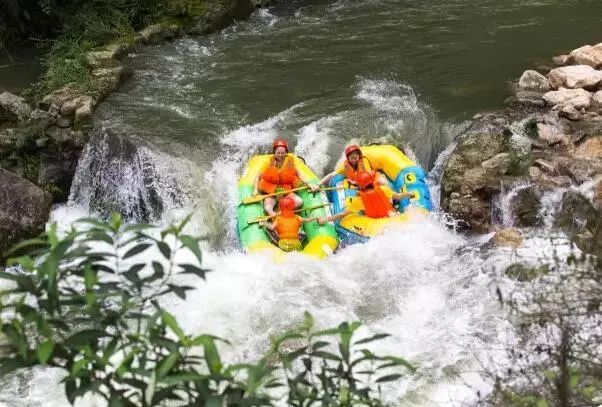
(259, 196, 317, 251)
(317, 144, 385, 187)
(254, 138, 319, 216)
(317, 171, 413, 224)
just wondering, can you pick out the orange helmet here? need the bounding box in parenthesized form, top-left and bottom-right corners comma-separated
(356, 171, 374, 189)
(278, 196, 296, 216)
(273, 139, 289, 152)
(345, 144, 362, 158)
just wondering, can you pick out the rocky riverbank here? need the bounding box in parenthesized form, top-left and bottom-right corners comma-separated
(440, 42, 602, 256)
(0, 0, 269, 261)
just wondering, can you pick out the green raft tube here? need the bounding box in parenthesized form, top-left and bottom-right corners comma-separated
(236, 154, 339, 259)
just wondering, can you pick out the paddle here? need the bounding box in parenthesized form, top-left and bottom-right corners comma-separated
(246, 203, 330, 226)
(241, 185, 348, 205)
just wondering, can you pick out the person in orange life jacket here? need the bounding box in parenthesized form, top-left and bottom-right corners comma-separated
(317, 171, 413, 224)
(259, 197, 317, 252)
(317, 144, 386, 188)
(253, 138, 320, 217)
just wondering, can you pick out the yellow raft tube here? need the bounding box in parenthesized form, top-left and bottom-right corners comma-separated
(326, 145, 432, 244)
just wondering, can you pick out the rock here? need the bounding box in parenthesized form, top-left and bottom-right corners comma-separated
(512, 90, 547, 108)
(569, 45, 602, 68)
(140, 23, 180, 44)
(547, 65, 602, 90)
(74, 98, 95, 130)
(510, 186, 542, 227)
(0, 92, 32, 123)
(536, 122, 570, 145)
(529, 166, 542, 179)
(539, 174, 572, 188)
(56, 114, 72, 128)
(481, 152, 511, 174)
(59, 99, 77, 116)
(0, 168, 52, 260)
(518, 70, 551, 91)
(574, 136, 602, 159)
(46, 126, 73, 144)
(28, 109, 56, 128)
(592, 91, 602, 112)
(86, 50, 116, 68)
(553, 190, 602, 257)
(441, 132, 510, 232)
(543, 88, 591, 110)
(552, 55, 570, 66)
(505, 263, 550, 282)
(533, 159, 556, 174)
(558, 104, 582, 121)
(38, 150, 78, 202)
(493, 228, 523, 248)
(593, 179, 602, 208)
(555, 156, 602, 184)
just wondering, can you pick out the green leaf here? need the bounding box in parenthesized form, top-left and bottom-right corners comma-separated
(123, 243, 152, 259)
(157, 241, 171, 259)
(37, 340, 55, 364)
(64, 329, 107, 347)
(161, 310, 186, 342)
(376, 374, 403, 383)
(178, 264, 210, 279)
(192, 335, 223, 375)
(535, 399, 549, 407)
(354, 333, 390, 345)
(180, 235, 202, 263)
(124, 224, 155, 233)
(159, 372, 205, 384)
(156, 352, 179, 378)
(145, 370, 156, 405)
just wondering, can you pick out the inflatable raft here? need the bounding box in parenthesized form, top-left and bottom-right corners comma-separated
(326, 145, 432, 245)
(237, 154, 339, 258)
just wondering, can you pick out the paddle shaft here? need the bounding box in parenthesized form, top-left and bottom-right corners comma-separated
(242, 185, 349, 205)
(247, 203, 330, 225)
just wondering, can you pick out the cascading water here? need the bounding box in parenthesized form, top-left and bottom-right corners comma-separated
(2, 0, 601, 405)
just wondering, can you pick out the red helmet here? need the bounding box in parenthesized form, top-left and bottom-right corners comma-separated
(345, 144, 362, 158)
(278, 196, 296, 215)
(273, 139, 289, 152)
(356, 171, 374, 189)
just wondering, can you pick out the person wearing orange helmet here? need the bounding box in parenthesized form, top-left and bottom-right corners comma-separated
(259, 196, 317, 252)
(254, 138, 319, 216)
(317, 144, 385, 187)
(317, 171, 413, 224)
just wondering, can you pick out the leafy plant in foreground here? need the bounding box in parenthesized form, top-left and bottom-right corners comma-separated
(0, 215, 414, 406)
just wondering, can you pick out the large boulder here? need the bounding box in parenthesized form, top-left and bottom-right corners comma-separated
(547, 65, 602, 90)
(518, 70, 551, 91)
(569, 45, 602, 69)
(441, 132, 512, 232)
(510, 185, 542, 227)
(0, 168, 51, 260)
(574, 136, 602, 159)
(543, 88, 592, 110)
(554, 190, 602, 257)
(0, 92, 32, 123)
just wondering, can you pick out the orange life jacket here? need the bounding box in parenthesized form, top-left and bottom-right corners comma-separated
(275, 214, 302, 239)
(358, 186, 395, 218)
(344, 157, 372, 183)
(258, 155, 300, 194)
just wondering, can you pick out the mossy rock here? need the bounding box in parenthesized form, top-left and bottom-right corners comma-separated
(505, 263, 550, 282)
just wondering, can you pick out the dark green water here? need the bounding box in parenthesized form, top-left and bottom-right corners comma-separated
(96, 0, 601, 171)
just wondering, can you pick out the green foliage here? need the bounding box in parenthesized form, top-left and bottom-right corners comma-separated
(0, 215, 413, 406)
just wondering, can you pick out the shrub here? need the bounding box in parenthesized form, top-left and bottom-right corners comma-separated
(0, 215, 414, 405)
